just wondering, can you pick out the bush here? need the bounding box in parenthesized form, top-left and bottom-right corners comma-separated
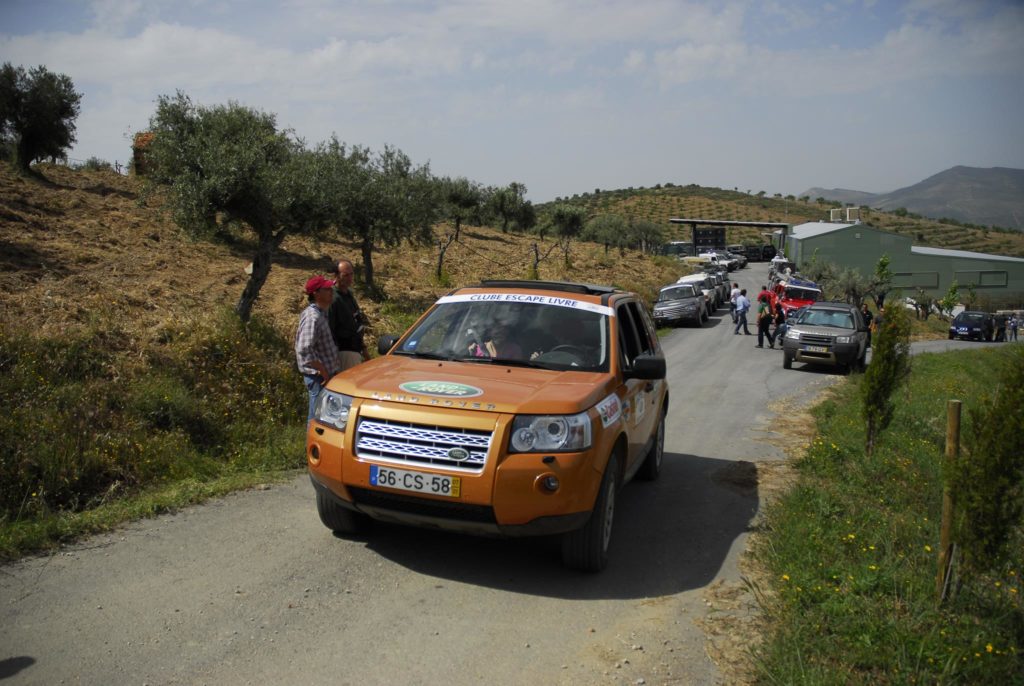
(0, 309, 305, 525)
(861, 304, 911, 456)
(953, 346, 1024, 574)
(76, 156, 113, 172)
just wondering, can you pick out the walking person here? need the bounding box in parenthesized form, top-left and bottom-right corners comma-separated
(734, 289, 752, 335)
(328, 258, 369, 371)
(729, 282, 740, 324)
(756, 295, 775, 348)
(295, 275, 342, 425)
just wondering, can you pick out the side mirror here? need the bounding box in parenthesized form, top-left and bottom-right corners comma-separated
(377, 334, 400, 356)
(625, 353, 666, 380)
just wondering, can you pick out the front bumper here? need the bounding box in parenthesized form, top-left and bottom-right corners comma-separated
(783, 339, 860, 366)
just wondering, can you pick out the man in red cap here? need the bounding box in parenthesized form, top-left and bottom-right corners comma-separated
(295, 275, 342, 424)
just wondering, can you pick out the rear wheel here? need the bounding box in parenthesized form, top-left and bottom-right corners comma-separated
(637, 416, 664, 481)
(562, 454, 618, 573)
(315, 485, 368, 535)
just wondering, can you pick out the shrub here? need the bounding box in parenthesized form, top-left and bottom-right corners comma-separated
(953, 346, 1024, 574)
(861, 304, 911, 456)
(0, 309, 305, 525)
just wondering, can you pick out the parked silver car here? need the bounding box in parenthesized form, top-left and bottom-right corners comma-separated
(653, 283, 708, 327)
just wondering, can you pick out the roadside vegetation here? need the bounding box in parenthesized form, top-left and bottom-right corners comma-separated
(0, 310, 305, 558)
(753, 345, 1023, 684)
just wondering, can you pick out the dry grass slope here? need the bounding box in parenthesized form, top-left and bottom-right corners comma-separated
(0, 165, 688, 351)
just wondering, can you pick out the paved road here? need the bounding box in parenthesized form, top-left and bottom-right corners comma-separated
(2, 264, 1000, 685)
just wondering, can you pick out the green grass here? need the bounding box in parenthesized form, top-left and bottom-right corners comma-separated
(753, 346, 1023, 684)
(0, 308, 307, 559)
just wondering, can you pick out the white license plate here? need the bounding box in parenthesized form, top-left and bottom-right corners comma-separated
(804, 345, 828, 353)
(369, 466, 461, 498)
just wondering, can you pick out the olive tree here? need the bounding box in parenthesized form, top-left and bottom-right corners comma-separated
(439, 176, 483, 241)
(488, 182, 528, 233)
(322, 140, 439, 291)
(145, 92, 331, 322)
(549, 203, 586, 266)
(583, 214, 627, 254)
(0, 63, 82, 173)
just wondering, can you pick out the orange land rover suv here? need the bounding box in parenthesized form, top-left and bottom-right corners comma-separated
(306, 280, 668, 571)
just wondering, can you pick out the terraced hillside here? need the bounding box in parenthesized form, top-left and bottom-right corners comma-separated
(539, 184, 1024, 257)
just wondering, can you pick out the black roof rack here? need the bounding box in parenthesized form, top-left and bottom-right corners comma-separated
(475, 280, 618, 296)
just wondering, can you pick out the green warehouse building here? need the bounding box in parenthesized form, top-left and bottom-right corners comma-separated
(781, 220, 1024, 305)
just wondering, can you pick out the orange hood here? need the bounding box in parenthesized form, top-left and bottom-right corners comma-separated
(325, 355, 615, 415)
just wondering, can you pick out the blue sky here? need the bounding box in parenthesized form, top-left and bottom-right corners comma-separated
(2, 0, 1022, 201)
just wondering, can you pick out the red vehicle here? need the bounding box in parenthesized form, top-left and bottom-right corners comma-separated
(772, 277, 822, 315)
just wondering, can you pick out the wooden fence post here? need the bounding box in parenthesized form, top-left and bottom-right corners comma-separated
(937, 399, 961, 602)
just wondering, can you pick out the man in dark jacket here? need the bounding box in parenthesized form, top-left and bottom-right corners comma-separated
(327, 259, 368, 371)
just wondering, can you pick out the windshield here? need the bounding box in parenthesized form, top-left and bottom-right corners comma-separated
(801, 309, 854, 329)
(785, 287, 821, 302)
(658, 285, 697, 302)
(958, 313, 987, 323)
(395, 296, 610, 372)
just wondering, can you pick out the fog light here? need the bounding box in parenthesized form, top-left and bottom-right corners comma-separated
(541, 475, 560, 492)
(309, 444, 320, 463)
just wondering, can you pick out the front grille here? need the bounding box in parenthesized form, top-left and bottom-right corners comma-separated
(656, 303, 695, 317)
(349, 487, 497, 523)
(355, 418, 493, 473)
(801, 334, 834, 346)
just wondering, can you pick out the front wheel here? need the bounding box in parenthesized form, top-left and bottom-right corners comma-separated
(562, 454, 618, 573)
(783, 351, 793, 369)
(637, 416, 664, 481)
(316, 485, 368, 535)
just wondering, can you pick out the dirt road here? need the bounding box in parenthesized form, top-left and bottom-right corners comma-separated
(0, 263, 830, 685)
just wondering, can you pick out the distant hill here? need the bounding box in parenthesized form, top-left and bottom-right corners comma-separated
(803, 166, 1024, 231)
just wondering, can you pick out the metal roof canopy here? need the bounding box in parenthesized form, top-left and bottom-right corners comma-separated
(668, 218, 790, 228)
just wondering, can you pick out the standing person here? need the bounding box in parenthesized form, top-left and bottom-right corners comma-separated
(734, 289, 752, 335)
(729, 282, 740, 323)
(773, 300, 787, 343)
(994, 314, 1007, 342)
(1010, 315, 1019, 341)
(295, 276, 342, 424)
(756, 295, 775, 348)
(327, 259, 369, 371)
(861, 303, 874, 348)
(871, 306, 885, 337)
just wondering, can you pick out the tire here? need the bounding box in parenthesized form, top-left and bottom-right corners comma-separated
(783, 352, 793, 369)
(637, 416, 664, 481)
(315, 485, 368, 535)
(562, 454, 618, 573)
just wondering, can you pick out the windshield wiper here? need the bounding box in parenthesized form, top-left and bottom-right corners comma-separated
(393, 350, 455, 361)
(456, 355, 554, 369)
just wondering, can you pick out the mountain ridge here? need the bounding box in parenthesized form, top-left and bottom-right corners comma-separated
(802, 166, 1024, 231)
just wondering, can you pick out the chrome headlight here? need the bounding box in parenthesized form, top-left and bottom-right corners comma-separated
(315, 391, 353, 430)
(785, 328, 802, 340)
(510, 412, 592, 453)
(836, 335, 852, 344)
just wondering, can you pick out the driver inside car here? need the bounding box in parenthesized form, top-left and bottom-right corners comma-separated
(468, 320, 523, 359)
